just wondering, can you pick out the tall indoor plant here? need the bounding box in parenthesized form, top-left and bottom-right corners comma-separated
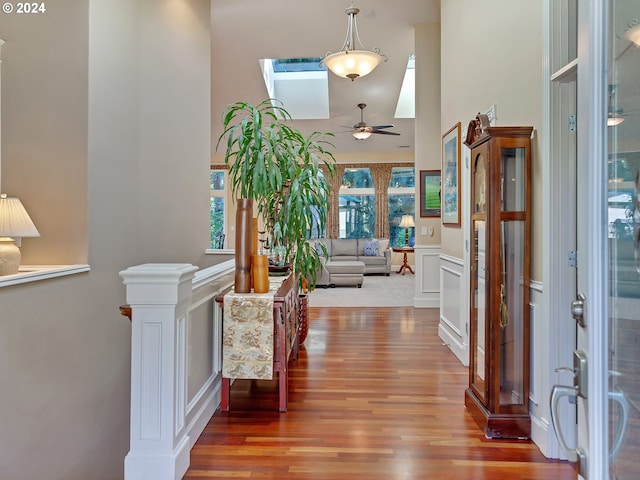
(217, 99, 336, 289)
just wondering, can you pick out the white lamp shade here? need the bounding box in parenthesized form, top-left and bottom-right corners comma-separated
(0, 194, 40, 238)
(323, 50, 384, 80)
(399, 215, 415, 228)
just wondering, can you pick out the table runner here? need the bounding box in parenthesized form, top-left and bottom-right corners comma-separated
(222, 276, 288, 380)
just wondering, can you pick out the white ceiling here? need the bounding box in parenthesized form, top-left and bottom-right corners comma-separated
(211, 0, 441, 158)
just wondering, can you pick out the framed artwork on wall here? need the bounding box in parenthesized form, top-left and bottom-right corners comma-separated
(419, 170, 441, 217)
(442, 122, 461, 226)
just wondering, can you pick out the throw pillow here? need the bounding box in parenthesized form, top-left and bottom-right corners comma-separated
(363, 239, 379, 257)
(314, 242, 325, 257)
(377, 238, 389, 256)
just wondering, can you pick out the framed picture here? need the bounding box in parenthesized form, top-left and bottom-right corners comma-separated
(419, 170, 441, 217)
(442, 122, 461, 226)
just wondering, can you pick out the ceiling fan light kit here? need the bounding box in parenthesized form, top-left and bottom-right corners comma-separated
(349, 103, 400, 140)
(322, 2, 387, 81)
(352, 129, 372, 140)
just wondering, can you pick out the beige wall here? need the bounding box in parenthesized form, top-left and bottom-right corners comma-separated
(440, 0, 544, 280)
(414, 23, 442, 246)
(0, 1, 211, 478)
(1, 2, 89, 264)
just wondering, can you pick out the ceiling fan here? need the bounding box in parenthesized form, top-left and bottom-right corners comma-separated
(347, 103, 400, 140)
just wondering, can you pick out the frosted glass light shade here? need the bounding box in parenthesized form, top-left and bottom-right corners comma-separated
(323, 50, 384, 81)
(352, 129, 372, 140)
(623, 24, 640, 46)
(321, 4, 387, 81)
(607, 115, 625, 126)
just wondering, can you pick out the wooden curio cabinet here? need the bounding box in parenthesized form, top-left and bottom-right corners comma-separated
(464, 115, 533, 439)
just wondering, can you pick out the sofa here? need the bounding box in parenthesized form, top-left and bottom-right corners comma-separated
(313, 238, 391, 287)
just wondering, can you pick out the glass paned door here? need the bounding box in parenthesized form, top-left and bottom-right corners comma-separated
(471, 150, 488, 402)
(608, 0, 640, 477)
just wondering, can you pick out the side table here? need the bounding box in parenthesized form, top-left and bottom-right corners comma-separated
(392, 247, 415, 275)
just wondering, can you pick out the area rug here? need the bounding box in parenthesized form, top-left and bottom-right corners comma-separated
(307, 271, 415, 307)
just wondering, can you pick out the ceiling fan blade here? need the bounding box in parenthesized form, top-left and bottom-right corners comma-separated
(371, 129, 401, 136)
(370, 124, 395, 130)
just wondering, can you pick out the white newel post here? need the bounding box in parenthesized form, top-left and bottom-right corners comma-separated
(120, 263, 199, 480)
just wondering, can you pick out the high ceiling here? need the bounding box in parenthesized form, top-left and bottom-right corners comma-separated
(211, 0, 441, 158)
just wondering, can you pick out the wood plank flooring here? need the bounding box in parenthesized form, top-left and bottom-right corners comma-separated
(184, 307, 575, 479)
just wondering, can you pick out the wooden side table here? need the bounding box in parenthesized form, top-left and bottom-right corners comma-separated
(392, 247, 414, 275)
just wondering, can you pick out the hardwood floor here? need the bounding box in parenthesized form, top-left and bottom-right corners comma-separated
(184, 307, 575, 479)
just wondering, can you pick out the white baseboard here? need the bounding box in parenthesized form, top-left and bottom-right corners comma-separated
(438, 322, 469, 366)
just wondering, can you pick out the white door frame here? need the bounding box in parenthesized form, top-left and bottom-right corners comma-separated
(544, 1, 609, 476)
(577, 0, 609, 477)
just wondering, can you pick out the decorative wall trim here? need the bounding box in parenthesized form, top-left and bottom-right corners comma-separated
(414, 244, 441, 308)
(0, 264, 90, 288)
(438, 254, 468, 365)
(530, 279, 544, 293)
(439, 253, 463, 266)
(529, 302, 539, 407)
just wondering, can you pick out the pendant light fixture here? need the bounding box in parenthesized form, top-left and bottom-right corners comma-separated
(322, 1, 387, 81)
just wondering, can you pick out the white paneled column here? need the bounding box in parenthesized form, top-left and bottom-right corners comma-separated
(120, 263, 199, 480)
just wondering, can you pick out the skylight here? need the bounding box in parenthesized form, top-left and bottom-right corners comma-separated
(260, 55, 415, 121)
(260, 57, 329, 119)
(394, 55, 415, 119)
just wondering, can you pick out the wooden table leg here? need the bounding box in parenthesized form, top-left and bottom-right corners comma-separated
(278, 369, 288, 412)
(396, 252, 415, 275)
(221, 377, 230, 411)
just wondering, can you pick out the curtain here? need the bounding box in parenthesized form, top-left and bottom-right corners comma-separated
(322, 162, 413, 240)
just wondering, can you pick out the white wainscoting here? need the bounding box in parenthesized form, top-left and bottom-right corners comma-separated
(438, 254, 468, 366)
(528, 280, 568, 459)
(413, 245, 441, 308)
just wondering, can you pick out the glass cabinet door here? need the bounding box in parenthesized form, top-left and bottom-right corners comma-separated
(498, 146, 528, 408)
(471, 151, 488, 403)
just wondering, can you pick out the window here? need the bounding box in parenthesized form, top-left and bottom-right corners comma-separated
(388, 167, 416, 247)
(339, 168, 375, 238)
(210, 170, 225, 249)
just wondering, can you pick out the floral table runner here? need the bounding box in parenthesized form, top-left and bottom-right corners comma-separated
(222, 276, 288, 380)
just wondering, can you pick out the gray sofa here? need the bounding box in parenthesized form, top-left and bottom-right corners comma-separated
(313, 238, 391, 287)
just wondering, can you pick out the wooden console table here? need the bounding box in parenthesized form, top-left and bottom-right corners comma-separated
(215, 273, 299, 412)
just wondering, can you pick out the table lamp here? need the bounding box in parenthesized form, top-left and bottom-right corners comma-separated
(399, 215, 415, 247)
(0, 193, 40, 275)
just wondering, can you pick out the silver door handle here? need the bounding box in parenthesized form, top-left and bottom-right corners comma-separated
(550, 350, 589, 473)
(608, 389, 630, 463)
(571, 293, 586, 327)
(550, 384, 579, 462)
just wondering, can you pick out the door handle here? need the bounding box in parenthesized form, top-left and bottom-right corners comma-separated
(571, 293, 586, 327)
(550, 384, 588, 475)
(608, 389, 630, 463)
(550, 384, 580, 463)
(550, 350, 588, 474)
